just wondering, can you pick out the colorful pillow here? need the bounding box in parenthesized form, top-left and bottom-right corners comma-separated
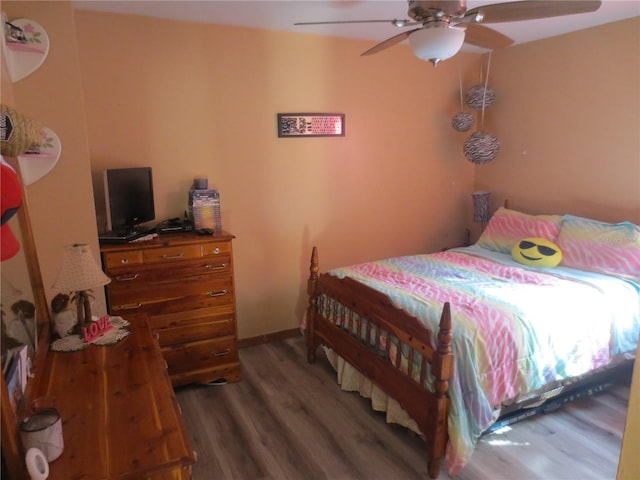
(556, 215, 640, 280)
(512, 237, 563, 268)
(476, 207, 562, 254)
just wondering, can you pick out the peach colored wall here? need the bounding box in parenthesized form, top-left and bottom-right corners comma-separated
(478, 17, 640, 224)
(73, 11, 477, 339)
(2, 2, 107, 315)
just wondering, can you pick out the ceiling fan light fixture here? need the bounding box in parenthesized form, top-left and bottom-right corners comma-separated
(408, 24, 465, 66)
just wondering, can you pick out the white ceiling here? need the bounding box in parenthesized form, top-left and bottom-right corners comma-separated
(73, 0, 640, 54)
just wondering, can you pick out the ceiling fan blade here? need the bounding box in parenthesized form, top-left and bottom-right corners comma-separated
(463, 24, 514, 49)
(294, 19, 416, 27)
(465, 0, 601, 24)
(361, 28, 420, 56)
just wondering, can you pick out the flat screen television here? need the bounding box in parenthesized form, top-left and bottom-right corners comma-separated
(103, 167, 155, 236)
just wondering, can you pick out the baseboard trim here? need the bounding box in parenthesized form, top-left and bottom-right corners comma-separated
(238, 328, 302, 349)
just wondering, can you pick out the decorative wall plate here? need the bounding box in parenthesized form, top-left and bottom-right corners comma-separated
(2, 16, 50, 82)
(18, 127, 61, 185)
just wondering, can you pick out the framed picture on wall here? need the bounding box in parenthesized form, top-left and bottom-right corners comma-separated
(277, 113, 345, 137)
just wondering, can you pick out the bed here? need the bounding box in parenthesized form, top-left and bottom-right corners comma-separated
(305, 207, 640, 478)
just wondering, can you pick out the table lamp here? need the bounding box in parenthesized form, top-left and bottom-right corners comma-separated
(52, 244, 110, 335)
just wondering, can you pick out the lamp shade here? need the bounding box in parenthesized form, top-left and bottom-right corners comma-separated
(472, 191, 491, 223)
(53, 244, 110, 292)
(464, 131, 501, 164)
(409, 24, 465, 65)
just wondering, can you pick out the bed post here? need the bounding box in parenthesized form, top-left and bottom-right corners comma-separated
(306, 246, 320, 363)
(428, 302, 453, 479)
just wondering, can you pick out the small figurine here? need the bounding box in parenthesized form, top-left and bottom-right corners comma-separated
(51, 293, 76, 339)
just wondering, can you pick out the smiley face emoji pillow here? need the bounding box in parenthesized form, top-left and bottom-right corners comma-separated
(512, 237, 563, 268)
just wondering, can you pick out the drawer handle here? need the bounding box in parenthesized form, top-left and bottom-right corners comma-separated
(210, 318, 231, 325)
(120, 258, 129, 264)
(205, 263, 227, 271)
(115, 273, 140, 282)
(162, 252, 185, 260)
(211, 247, 221, 255)
(207, 289, 228, 298)
(154, 332, 160, 340)
(118, 303, 142, 310)
(213, 348, 231, 357)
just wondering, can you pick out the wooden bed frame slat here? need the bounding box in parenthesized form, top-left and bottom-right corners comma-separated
(306, 247, 453, 478)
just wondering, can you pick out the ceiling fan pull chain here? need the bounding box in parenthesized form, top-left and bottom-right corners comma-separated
(458, 67, 464, 111)
(481, 52, 493, 127)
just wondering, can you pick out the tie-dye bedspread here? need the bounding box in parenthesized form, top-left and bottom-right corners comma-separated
(328, 245, 640, 475)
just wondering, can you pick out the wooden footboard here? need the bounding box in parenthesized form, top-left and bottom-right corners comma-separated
(306, 247, 453, 479)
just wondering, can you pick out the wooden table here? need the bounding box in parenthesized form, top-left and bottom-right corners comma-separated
(35, 315, 196, 479)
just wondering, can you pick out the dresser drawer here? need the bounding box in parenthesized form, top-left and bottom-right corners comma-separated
(152, 307, 236, 347)
(103, 250, 144, 270)
(162, 336, 238, 375)
(105, 256, 232, 286)
(201, 241, 232, 258)
(149, 304, 234, 330)
(143, 244, 202, 264)
(108, 277, 234, 314)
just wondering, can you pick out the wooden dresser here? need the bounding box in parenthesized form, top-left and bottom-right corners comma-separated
(38, 315, 196, 479)
(100, 231, 241, 387)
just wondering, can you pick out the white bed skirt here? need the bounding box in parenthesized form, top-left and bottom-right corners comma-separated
(323, 346, 423, 437)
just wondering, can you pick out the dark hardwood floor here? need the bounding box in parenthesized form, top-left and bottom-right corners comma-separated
(175, 335, 630, 480)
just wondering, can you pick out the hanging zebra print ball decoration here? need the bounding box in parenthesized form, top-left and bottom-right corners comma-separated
(463, 131, 501, 164)
(451, 112, 475, 132)
(465, 84, 496, 111)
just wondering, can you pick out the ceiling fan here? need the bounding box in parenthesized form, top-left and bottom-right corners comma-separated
(295, 0, 602, 65)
